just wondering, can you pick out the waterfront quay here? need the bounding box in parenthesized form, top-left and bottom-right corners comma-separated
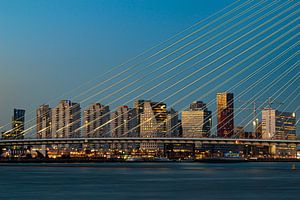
(1, 137, 300, 162)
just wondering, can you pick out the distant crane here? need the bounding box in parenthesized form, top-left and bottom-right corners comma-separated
(267, 97, 284, 108)
(238, 98, 284, 138)
(238, 99, 264, 136)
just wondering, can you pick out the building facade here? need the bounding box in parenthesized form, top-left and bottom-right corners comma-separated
(51, 100, 81, 138)
(217, 92, 234, 138)
(83, 103, 110, 138)
(36, 104, 52, 139)
(134, 100, 167, 138)
(134, 100, 167, 150)
(166, 108, 179, 137)
(10, 109, 26, 139)
(262, 109, 296, 140)
(111, 106, 138, 138)
(182, 101, 212, 138)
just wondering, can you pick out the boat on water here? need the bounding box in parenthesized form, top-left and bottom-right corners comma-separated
(177, 158, 195, 162)
(125, 157, 171, 162)
(125, 157, 144, 162)
(153, 157, 171, 162)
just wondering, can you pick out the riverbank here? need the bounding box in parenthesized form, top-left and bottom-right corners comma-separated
(0, 158, 299, 163)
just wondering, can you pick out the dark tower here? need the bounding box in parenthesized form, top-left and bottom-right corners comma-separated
(217, 93, 234, 137)
(12, 109, 26, 139)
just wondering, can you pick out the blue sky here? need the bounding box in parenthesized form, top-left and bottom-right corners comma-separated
(0, 0, 299, 134)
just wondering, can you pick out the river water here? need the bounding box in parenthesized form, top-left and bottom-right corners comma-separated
(0, 162, 299, 200)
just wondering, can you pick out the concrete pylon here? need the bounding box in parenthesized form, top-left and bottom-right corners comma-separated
(269, 144, 277, 156)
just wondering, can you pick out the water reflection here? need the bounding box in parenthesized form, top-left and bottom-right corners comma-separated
(0, 162, 299, 200)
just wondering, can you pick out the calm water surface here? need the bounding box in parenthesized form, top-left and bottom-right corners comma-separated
(0, 162, 299, 200)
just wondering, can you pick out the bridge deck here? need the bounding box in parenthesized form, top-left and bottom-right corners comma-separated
(0, 137, 299, 146)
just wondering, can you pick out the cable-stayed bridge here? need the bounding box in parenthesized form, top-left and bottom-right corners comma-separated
(0, 1, 299, 158)
(1, 137, 300, 147)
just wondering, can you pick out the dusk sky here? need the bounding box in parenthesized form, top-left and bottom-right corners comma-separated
(0, 0, 299, 134)
(1, 2, 300, 199)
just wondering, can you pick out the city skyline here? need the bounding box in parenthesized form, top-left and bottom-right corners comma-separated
(0, 0, 299, 135)
(1, 92, 299, 138)
(1, 94, 298, 142)
(0, 1, 299, 200)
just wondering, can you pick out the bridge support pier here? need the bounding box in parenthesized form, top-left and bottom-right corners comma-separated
(163, 144, 167, 158)
(269, 145, 277, 156)
(38, 145, 47, 158)
(191, 143, 195, 159)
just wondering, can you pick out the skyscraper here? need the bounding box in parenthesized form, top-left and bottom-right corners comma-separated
(217, 92, 234, 137)
(111, 106, 138, 138)
(83, 103, 110, 138)
(51, 100, 81, 138)
(182, 101, 212, 138)
(134, 100, 167, 138)
(189, 101, 207, 110)
(262, 108, 296, 140)
(134, 100, 167, 150)
(36, 104, 52, 139)
(11, 109, 25, 139)
(261, 108, 275, 140)
(166, 108, 179, 137)
(133, 100, 145, 135)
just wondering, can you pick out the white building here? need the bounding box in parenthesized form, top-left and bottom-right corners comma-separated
(51, 100, 81, 138)
(83, 103, 110, 138)
(262, 108, 296, 140)
(262, 109, 276, 139)
(111, 106, 138, 138)
(36, 104, 52, 139)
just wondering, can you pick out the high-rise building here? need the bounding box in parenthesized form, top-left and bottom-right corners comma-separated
(83, 103, 110, 138)
(134, 100, 167, 138)
(217, 92, 234, 137)
(134, 100, 145, 135)
(189, 101, 207, 111)
(51, 100, 81, 138)
(111, 106, 138, 138)
(36, 104, 52, 139)
(11, 109, 25, 139)
(262, 109, 275, 139)
(166, 108, 179, 137)
(262, 109, 296, 140)
(134, 100, 167, 150)
(182, 101, 212, 138)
